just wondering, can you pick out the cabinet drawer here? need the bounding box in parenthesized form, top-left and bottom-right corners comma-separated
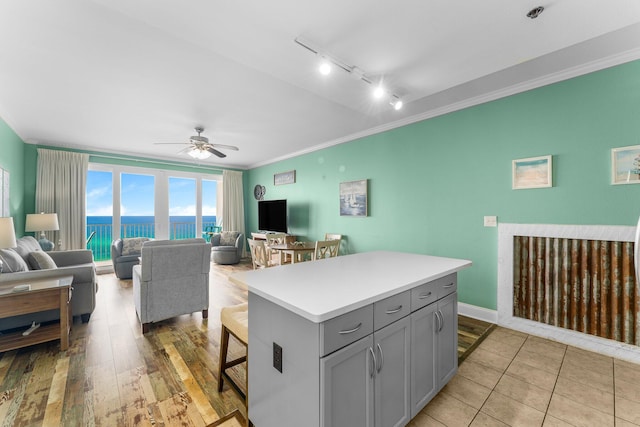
(435, 274, 457, 299)
(411, 273, 457, 312)
(374, 290, 410, 331)
(320, 304, 373, 356)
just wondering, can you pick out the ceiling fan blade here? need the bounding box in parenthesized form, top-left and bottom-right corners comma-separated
(153, 142, 190, 145)
(177, 146, 191, 154)
(211, 143, 239, 151)
(207, 147, 227, 158)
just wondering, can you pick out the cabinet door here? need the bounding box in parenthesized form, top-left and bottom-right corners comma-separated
(410, 302, 438, 418)
(321, 335, 375, 427)
(437, 292, 458, 388)
(374, 316, 410, 427)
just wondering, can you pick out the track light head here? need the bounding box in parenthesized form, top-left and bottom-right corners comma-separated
(318, 57, 332, 75)
(373, 85, 385, 99)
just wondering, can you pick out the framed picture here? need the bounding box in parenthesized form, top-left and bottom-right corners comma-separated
(611, 145, 640, 185)
(340, 179, 368, 216)
(512, 155, 552, 189)
(274, 170, 296, 185)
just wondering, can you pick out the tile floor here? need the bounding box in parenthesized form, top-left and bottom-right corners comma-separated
(410, 326, 640, 427)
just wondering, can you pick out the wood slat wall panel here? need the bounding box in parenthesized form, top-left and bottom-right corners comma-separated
(513, 236, 639, 346)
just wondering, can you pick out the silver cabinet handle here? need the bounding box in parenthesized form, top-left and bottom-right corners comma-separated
(434, 311, 441, 333)
(376, 343, 384, 373)
(339, 323, 362, 335)
(385, 305, 403, 315)
(437, 311, 444, 332)
(418, 292, 432, 299)
(368, 347, 376, 378)
(443, 282, 455, 288)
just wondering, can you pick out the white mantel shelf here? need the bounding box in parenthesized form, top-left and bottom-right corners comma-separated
(230, 251, 472, 323)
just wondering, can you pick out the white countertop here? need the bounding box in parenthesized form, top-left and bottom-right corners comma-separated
(230, 251, 472, 323)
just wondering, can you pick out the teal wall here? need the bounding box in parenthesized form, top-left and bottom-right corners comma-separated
(246, 60, 640, 311)
(0, 117, 26, 235)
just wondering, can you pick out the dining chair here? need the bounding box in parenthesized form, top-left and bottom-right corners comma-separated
(313, 239, 340, 260)
(265, 233, 287, 264)
(324, 233, 342, 255)
(247, 238, 272, 269)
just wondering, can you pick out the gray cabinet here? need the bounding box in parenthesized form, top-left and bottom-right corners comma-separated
(321, 335, 374, 427)
(410, 290, 458, 417)
(247, 269, 462, 427)
(321, 316, 411, 427)
(374, 316, 411, 427)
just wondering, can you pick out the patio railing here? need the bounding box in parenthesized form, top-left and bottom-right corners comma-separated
(87, 221, 217, 262)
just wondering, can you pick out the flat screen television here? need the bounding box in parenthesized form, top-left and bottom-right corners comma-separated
(258, 199, 287, 233)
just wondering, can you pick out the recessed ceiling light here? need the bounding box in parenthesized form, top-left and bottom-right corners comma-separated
(526, 6, 544, 19)
(373, 85, 385, 99)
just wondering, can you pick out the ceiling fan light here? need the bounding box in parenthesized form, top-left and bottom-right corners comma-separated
(188, 148, 212, 160)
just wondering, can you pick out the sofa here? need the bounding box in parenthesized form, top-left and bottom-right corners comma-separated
(211, 231, 244, 265)
(0, 236, 98, 331)
(132, 238, 210, 333)
(111, 237, 152, 279)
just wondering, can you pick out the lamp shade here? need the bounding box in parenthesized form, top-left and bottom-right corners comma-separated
(25, 213, 59, 232)
(0, 217, 17, 249)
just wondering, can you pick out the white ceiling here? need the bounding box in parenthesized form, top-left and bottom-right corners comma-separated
(1, 0, 639, 169)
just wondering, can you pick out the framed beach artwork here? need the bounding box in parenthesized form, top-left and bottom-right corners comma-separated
(611, 145, 640, 185)
(512, 155, 552, 189)
(340, 179, 368, 216)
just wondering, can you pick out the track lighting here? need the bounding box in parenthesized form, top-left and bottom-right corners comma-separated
(295, 37, 404, 111)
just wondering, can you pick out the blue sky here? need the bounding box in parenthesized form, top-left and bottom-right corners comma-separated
(86, 170, 217, 217)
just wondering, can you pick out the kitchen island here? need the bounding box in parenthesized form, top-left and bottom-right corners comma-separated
(230, 251, 472, 427)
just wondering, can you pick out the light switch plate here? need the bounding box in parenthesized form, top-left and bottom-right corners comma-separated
(484, 216, 497, 227)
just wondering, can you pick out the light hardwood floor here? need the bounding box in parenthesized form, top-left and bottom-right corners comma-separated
(0, 258, 494, 426)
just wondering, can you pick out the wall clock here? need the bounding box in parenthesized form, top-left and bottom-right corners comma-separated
(254, 184, 265, 200)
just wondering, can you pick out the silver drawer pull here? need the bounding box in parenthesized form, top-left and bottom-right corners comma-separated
(385, 305, 403, 315)
(338, 323, 362, 335)
(443, 283, 455, 288)
(418, 292, 432, 299)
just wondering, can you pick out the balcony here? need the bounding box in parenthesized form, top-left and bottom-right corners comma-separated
(87, 221, 217, 262)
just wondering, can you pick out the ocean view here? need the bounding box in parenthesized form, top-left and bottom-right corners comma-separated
(87, 215, 217, 261)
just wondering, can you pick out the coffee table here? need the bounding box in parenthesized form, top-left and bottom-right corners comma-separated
(0, 276, 73, 352)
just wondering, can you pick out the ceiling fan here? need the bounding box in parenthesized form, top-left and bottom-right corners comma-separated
(154, 127, 239, 159)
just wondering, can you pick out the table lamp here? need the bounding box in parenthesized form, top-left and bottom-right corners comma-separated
(25, 212, 59, 251)
(0, 217, 17, 273)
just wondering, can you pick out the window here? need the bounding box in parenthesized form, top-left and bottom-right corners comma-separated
(86, 164, 221, 261)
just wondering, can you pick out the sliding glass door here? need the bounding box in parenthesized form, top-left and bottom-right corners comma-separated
(86, 164, 221, 261)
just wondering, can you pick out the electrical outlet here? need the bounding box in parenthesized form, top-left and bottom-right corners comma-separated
(273, 342, 283, 373)
(484, 216, 497, 227)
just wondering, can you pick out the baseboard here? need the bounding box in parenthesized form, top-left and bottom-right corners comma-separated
(458, 302, 497, 324)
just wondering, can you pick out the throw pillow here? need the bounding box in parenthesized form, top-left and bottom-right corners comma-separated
(0, 249, 29, 273)
(28, 251, 57, 270)
(219, 231, 239, 246)
(121, 237, 150, 255)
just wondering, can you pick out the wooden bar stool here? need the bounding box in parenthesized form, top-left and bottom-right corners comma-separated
(218, 303, 248, 405)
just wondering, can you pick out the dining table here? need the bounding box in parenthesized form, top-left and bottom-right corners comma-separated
(268, 241, 316, 264)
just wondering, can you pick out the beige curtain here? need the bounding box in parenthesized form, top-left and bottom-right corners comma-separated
(222, 170, 246, 254)
(35, 149, 89, 250)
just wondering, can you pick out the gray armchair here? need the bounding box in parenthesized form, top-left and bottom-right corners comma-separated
(132, 238, 210, 334)
(111, 237, 151, 279)
(211, 231, 244, 265)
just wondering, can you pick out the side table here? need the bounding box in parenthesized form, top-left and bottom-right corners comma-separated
(0, 276, 73, 352)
